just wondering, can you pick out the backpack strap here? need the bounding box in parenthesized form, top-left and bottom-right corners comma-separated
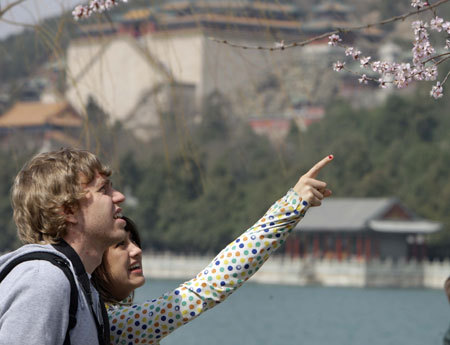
(0, 251, 78, 345)
(53, 241, 110, 345)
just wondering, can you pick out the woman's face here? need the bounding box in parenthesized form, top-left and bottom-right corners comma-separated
(105, 232, 145, 301)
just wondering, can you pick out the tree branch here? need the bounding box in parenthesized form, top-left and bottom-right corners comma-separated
(0, 0, 27, 19)
(209, 0, 450, 51)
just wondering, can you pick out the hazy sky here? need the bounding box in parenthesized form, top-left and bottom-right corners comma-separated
(0, 0, 83, 39)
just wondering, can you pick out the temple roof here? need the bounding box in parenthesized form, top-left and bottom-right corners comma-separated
(294, 197, 441, 234)
(0, 102, 82, 128)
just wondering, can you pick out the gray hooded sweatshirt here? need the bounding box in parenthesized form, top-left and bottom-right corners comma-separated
(0, 244, 104, 345)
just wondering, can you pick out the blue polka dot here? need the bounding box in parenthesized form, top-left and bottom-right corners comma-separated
(227, 266, 233, 271)
(111, 326, 116, 331)
(190, 311, 196, 316)
(128, 334, 133, 339)
(236, 265, 242, 270)
(220, 281, 226, 286)
(251, 235, 256, 240)
(204, 270, 208, 274)
(302, 201, 308, 206)
(142, 324, 147, 329)
(196, 288, 202, 293)
(215, 261, 220, 265)
(269, 215, 274, 220)
(239, 244, 244, 248)
(264, 229, 269, 232)
(117, 330, 122, 335)
(175, 290, 180, 295)
(161, 316, 166, 321)
(155, 329, 160, 334)
(134, 321, 140, 326)
(169, 319, 174, 324)
(252, 249, 257, 254)
(276, 233, 281, 238)
(261, 224, 266, 228)
(175, 306, 180, 311)
(236, 239, 240, 243)
(270, 222, 275, 226)
(244, 264, 249, 269)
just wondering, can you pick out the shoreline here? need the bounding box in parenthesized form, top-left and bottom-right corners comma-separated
(142, 253, 450, 290)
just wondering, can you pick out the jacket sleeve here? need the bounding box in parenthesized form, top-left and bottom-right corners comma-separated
(108, 189, 308, 345)
(0, 260, 71, 345)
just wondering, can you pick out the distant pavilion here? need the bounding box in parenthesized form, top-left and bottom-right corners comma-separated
(286, 198, 442, 261)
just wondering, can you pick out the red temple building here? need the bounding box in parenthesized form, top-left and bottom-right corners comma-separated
(286, 198, 441, 262)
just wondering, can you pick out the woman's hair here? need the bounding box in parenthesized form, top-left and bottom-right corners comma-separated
(12, 148, 111, 244)
(92, 216, 142, 304)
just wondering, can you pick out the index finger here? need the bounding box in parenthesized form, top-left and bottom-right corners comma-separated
(304, 155, 334, 179)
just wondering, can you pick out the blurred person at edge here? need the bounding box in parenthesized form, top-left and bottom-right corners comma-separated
(443, 277, 450, 345)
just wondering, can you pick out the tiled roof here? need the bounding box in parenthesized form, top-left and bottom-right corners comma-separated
(0, 102, 82, 128)
(295, 198, 441, 234)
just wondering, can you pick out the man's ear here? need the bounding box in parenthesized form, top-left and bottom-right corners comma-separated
(63, 205, 78, 225)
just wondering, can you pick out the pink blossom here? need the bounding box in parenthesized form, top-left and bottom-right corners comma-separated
(72, 5, 86, 20)
(360, 56, 371, 68)
(430, 17, 445, 32)
(333, 61, 345, 72)
(430, 82, 444, 99)
(274, 41, 285, 49)
(344, 47, 361, 60)
(443, 22, 450, 34)
(328, 34, 342, 46)
(358, 74, 369, 84)
(378, 79, 388, 89)
(411, 0, 429, 9)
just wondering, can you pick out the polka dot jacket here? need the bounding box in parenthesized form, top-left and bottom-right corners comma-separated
(107, 189, 309, 344)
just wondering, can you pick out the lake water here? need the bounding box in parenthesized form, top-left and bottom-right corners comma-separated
(134, 279, 450, 345)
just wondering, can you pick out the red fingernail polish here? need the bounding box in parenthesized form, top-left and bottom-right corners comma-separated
(328, 155, 334, 160)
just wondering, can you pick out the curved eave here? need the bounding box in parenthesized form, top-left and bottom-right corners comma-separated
(369, 220, 442, 234)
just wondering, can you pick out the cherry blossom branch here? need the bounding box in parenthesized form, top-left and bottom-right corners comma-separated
(71, 0, 449, 100)
(208, 0, 450, 51)
(72, 0, 129, 20)
(330, 5, 450, 99)
(442, 69, 450, 84)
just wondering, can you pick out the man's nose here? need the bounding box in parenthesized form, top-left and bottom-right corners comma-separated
(112, 189, 126, 204)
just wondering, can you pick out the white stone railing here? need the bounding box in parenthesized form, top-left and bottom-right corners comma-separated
(142, 253, 450, 289)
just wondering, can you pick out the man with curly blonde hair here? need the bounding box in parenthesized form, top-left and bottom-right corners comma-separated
(0, 148, 126, 345)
